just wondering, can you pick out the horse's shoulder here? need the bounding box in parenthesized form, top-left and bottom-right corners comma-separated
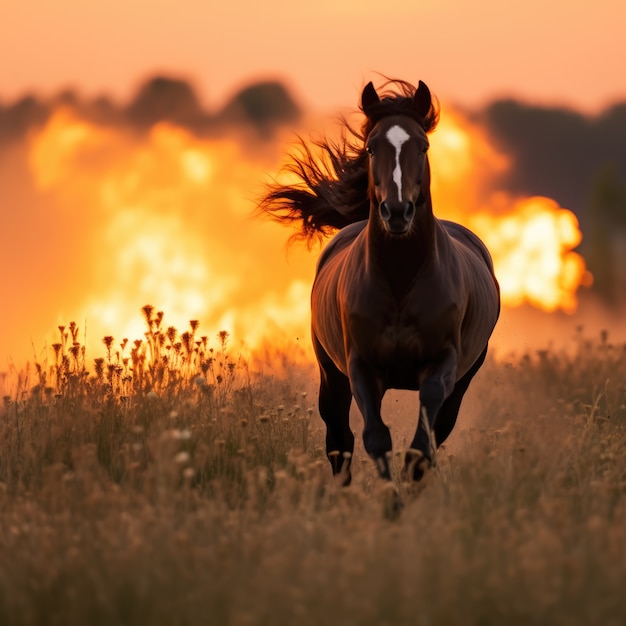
(440, 219, 495, 273)
(316, 221, 367, 273)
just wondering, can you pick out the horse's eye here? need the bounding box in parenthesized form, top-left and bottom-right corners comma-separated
(366, 145, 373, 156)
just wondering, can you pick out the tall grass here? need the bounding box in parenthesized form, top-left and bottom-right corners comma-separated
(0, 312, 625, 626)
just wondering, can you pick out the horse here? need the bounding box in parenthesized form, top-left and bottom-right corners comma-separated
(260, 79, 500, 483)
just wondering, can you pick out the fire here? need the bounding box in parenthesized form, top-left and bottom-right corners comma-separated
(428, 110, 590, 313)
(26, 108, 316, 359)
(2, 103, 589, 364)
(472, 197, 588, 312)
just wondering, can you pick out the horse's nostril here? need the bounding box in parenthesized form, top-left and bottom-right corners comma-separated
(380, 201, 391, 220)
(404, 201, 415, 220)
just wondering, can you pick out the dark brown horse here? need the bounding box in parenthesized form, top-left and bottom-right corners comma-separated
(261, 79, 500, 483)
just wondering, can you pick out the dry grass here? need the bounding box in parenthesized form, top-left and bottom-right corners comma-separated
(1, 312, 625, 626)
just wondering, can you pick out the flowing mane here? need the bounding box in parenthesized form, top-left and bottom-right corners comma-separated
(258, 79, 440, 245)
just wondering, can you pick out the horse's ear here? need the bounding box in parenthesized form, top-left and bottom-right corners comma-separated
(414, 80, 432, 117)
(361, 82, 380, 115)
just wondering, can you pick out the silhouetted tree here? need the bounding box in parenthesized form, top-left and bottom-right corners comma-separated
(126, 76, 207, 129)
(0, 95, 49, 143)
(480, 100, 593, 219)
(587, 166, 626, 301)
(218, 81, 300, 134)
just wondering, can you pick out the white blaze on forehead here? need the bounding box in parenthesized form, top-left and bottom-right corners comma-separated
(386, 125, 410, 202)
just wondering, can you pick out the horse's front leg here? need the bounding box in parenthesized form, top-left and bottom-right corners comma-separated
(348, 357, 391, 480)
(314, 336, 355, 485)
(404, 346, 458, 480)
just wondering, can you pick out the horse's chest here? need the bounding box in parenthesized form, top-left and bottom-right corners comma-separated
(377, 320, 423, 359)
(351, 308, 446, 363)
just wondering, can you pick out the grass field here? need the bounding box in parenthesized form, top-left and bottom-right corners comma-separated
(1, 308, 625, 626)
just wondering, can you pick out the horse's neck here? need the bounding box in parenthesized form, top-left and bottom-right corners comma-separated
(366, 199, 437, 296)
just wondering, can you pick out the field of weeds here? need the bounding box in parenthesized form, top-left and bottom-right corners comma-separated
(1, 307, 625, 626)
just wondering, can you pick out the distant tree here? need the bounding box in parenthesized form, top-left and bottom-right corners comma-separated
(480, 100, 593, 220)
(0, 95, 49, 143)
(591, 166, 626, 226)
(217, 81, 300, 134)
(587, 166, 626, 301)
(126, 76, 207, 129)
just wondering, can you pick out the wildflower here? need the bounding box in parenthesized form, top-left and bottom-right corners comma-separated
(141, 304, 154, 322)
(146, 391, 158, 400)
(175, 451, 190, 465)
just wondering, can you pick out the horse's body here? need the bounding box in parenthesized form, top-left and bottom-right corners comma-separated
(314, 218, 497, 388)
(261, 80, 500, 482)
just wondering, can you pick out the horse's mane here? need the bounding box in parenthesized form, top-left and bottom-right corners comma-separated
(258, 79, 440, 246)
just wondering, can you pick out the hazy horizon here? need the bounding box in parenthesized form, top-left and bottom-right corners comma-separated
(2, 0, 625, 115)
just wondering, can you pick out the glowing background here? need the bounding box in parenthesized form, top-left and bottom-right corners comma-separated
(0, 0, 624, 367)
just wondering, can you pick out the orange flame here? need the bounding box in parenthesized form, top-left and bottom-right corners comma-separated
(26, 108, 315, 358)
(12, 105, 590, 363)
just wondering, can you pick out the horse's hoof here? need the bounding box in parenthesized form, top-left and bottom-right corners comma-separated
(328, 450, 341, 473)
(402, 448, 432, 482)
(329, 450, 352, 486)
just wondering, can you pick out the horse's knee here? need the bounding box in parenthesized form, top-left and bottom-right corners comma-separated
(363, 422, 392, 458)
(420, 377, 446, 420)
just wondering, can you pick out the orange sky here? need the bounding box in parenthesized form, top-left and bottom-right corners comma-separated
(1, 0, 625, 113)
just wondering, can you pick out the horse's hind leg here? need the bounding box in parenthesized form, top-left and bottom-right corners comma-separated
(404, 346, 457, 480)
(314, 336, 354, 485)
(404, 345, 488, 481)
(433, 345, 487, 446)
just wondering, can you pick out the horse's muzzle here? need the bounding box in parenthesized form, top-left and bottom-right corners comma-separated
(380, 201, 415, 235)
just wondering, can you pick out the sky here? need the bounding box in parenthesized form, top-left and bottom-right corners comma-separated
(1, 0, 625, 114)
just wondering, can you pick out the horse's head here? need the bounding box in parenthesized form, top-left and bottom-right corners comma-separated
(361, 81, 432, 236)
